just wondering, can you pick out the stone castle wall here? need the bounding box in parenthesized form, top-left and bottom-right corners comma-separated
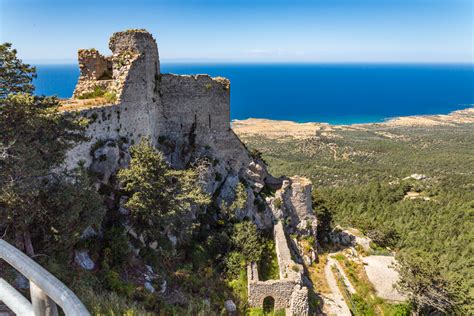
(247, 222, 309, 315)
(61, 29, 312, 314)
(64, 29, 248, 172)
(160, 74, 230, 138)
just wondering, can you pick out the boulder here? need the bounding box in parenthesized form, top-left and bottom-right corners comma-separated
(144, 281, 155, 293)
(224, 300, 237, 314)
(329, 226, 372, 251)
(74, 250, 95, 270)
(90, 140, 120, 183)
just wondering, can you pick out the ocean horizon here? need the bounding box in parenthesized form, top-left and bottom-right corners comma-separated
(34, 63, 474, 125)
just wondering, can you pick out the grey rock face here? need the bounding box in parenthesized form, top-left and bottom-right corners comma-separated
(224, 300, 237, 313)
(89, 140, 121, 183)
(329, 226, 372, 251)
(74, 250, 95, 270)
(271, 176, 318, 237)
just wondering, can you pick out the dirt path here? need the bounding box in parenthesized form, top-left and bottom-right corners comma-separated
(321, 254, 351, 316)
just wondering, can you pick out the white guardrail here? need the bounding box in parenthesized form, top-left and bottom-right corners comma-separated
(0, 239, 90, 316)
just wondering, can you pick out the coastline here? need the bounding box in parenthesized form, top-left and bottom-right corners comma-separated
(232, 107, 474, 139)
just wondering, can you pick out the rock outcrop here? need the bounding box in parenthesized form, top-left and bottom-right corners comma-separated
(270, 176, 318, 237)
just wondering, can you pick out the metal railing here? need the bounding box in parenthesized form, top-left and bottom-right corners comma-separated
(0, 239, 90, 316)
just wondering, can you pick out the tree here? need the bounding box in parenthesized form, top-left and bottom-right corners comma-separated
(36, 164, 106, 252)
(231, 221, 264, 264)
(0, 77, 90, 256)
(117, 139, 210, 246)
(0, 43, 36, 98)
(395, 252, 461, 315)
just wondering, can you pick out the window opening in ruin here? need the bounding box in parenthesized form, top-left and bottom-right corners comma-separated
(263, 296, 275, 313)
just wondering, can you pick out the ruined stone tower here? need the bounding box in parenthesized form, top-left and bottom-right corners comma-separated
(65, 29, 246, 173)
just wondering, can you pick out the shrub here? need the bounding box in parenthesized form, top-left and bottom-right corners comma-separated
(273, 197, 282, 209)
(104, 91, 117, 103)
(78, 86, 106, 99)
(231, 221, 264, 264)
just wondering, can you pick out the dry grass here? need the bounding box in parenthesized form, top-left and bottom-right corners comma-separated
(308, 253, 331, 294)
(59, 97, 114, 112)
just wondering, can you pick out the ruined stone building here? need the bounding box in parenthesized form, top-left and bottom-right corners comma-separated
(247, 222, 310, 315)
(62, 29, 315, 315)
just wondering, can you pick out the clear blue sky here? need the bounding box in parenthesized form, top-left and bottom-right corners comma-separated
(0, 0, 472, 63)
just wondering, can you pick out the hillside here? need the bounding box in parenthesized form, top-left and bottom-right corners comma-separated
(234, 108, 474, 313)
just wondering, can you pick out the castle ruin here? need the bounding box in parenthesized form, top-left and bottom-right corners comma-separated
(64, 29, 249, 173)
(62, 29, 313, 315)
(247, 221, 310, 315)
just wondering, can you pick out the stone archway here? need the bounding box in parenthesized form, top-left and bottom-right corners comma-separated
(263, 296, 275, 313)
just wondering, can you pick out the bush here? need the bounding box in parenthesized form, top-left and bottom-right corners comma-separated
(225, 251, 246, 279)
(231, 221, 264, 264)
(351, 293, 375, 316)
(273, 197, 282, 209)
(104, 91, 117, 103)
(78, 86, 106, 99)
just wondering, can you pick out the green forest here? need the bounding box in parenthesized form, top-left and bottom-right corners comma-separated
(238, 119, 474, 314)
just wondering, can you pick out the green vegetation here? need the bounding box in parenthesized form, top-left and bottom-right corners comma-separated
(77, 86, 116, 103)
(78, 85, 106, 99)
(225, 221, 265, 278)
(117, 138, 211, 246)
(0, 46, 100, 257)
(248, 307, 285, 316)
(238, 120, 474, 314)
(0, 42, 36, 98)
(258, 239, 279, 281)
(104, 91, 117, 103)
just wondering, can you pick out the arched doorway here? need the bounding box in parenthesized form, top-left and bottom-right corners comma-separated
(263, 296, 275, 313)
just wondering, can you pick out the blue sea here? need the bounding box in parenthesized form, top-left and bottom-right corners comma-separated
(34, 63, 474, 125)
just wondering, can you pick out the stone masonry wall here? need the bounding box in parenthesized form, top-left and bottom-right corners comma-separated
(64, 30, 241, 171)
(247, 222, 309, 315)
(77, 49, 112, 80)
(160, 74, 230, 138)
